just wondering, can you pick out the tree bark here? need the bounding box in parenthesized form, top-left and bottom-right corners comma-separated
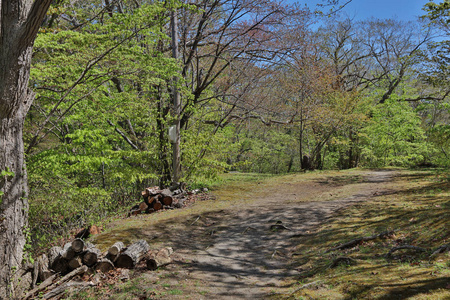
(0, 0, 52, 296)
(115, 239, 150, 269)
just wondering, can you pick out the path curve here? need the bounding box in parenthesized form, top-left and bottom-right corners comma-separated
(178, 170, 396, 299)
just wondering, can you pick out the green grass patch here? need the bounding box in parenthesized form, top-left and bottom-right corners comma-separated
(272, 169, 450, 300)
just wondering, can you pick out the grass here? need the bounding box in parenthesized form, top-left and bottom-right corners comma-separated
(271, 169, 450, 300)
(62, 168, 448, 300)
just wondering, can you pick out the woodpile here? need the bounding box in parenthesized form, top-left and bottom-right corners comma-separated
(25, 238, 174, 299)
(129, 183, 210, 216)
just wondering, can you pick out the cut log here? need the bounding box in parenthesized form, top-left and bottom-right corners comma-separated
(139, 201, 148, 212)
(147, 196, 156, 205)
(36, 254, 53, 282)
(48, 246, 69, 274)
(115, 239, 150, 269)
(142, 190, 149, 198)
(173, 198, 186, 208)
(146, 247, 173, 270)
(108, 241, 125, 256)
(160, 189, 173, 198)
(153, 200, 163, 211)
(95, 258, 115, 273)
(72, 238, 85, 253)
(82, 243, 101, 267)
(48, 246, 62, 269)
(162, 196, 173, 206)
(146, 186, 161, 196)
(68, 256, 83, 270)
(53, 258, 70, 275)
(60, 243, 75, 260)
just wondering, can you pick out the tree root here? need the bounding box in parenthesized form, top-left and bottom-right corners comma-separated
(386, 245, 427, 258)
(430, 244, 449, 258)
(329, 256, 357, 268)
(326, 230, 395, 252)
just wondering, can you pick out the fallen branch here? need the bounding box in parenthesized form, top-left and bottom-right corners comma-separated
(430, 244, 449, 258)
(190, 216, 200, 226)
(47, 265, 88, 291)
(290, 280, 323, 295)
(43, 281, 94, 299)
(23, 274, 58, 299)
(326, 230, 395, 253)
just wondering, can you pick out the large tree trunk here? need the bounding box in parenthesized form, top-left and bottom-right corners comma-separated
(0, 48, 33, 300)
(0, 0, 51, 297)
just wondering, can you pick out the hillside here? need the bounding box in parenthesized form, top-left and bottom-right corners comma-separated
(52, 169, 450, 299)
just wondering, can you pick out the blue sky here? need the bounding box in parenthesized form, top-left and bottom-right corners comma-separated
(293, 0, 428, 21)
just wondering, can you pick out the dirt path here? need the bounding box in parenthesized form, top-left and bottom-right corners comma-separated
(93, 170, 398, 299)
(173, 171, 395, 299)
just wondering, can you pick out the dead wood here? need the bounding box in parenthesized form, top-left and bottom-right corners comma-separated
(32, 259, 39, 289)
(82, 243, 101, 267)
(386, 245, 428, 257)
(430, 244, 449, 258)
(146, 247, 173, 270)
(190, 216, 200, 226)
(47, 265, 88, 291)
(23, 274, 58, 300)
(68, 256, 83, 270)
(108, 241, 125, 257)
(162, 196, 173, 206)
(329, 256, 357, 268)
(75, 227, 91, 239)
(138, 201, 148, 213)
(95, 258, 115, 273)
(116, 239, 150, 269)
(289, 280, 323, 295)
(153, 200, 163, 211)
(326, 230, 395, 252)
(48, 246, 70, 274)
(43, 281, 94, 299)
(48, 246, 62, 269)
(60, 242, 76, 260)
(36, 254, 53, 282)
(71, 238, 85, 253)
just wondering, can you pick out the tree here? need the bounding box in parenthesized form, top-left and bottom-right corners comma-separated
(0, 0, 52, 297)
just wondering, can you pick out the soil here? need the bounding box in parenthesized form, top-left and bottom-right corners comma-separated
(92, 170, 398, 299)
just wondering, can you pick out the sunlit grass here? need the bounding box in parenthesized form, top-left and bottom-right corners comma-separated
(272, 169, 450, 300)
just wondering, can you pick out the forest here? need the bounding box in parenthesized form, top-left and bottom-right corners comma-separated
(0, 0, 449, 298)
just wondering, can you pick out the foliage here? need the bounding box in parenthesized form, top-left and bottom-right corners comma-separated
(360, 96, 430, 167)
(21, 0, 450, 251)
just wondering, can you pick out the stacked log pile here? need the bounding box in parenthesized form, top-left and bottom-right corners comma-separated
(26, 239, 173, 299)
(129, 184, 210, 216)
